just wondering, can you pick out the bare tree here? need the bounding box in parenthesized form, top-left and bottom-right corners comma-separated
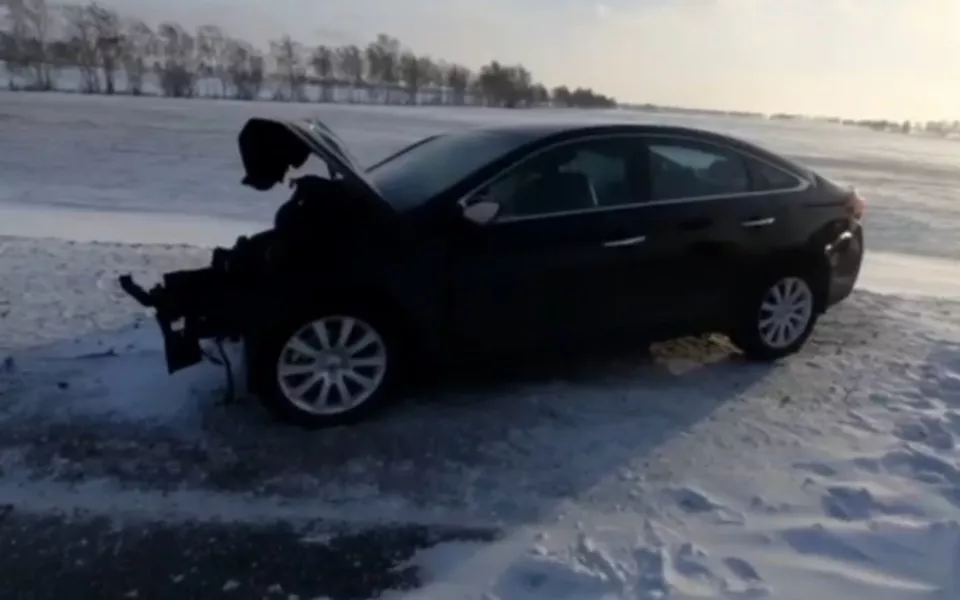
(1, 4, 617, 108)
(269, 34, 305, 101)
(196, 24, 229, 97)
(400, 50, 428, 105)
(61, 3, 99, 92)
(156, 21, 196, 97)
(551, 85, 571, 107)
(505, 65, 532, 107)
(419, 56, 441, 105)
(1, 0, 30, 87)
(361, 34, 399, 104)
(0, 30, 13, 64)
(24, 0, 53, 88)
(336, 44, 364, 103)
(364, 40, 382, 103)
(476, 62, 539, 108)
(477, 60, 507, 106)
(309, 44, 335, 102)
(376, 34, 399, 104)
(226, 38, 264, 100)
(529, 83, 549, 107)
(87, 4, 121, 94)
(121, 19, 154, 95)
(566, 86, 615, 108)
(445, 64, 471, 106)
(2, 0, 54, 88)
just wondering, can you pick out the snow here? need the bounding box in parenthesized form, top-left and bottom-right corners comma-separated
(397, 291, 960, 599)
(4, 91, 960, 598)
(0, 203, 261, 247)
(859, 251, 960, 300)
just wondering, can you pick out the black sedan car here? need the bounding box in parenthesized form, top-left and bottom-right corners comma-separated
(119, 117, 865, 428)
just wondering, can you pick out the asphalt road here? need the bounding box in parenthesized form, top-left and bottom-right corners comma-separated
(0, 508, 499, 600)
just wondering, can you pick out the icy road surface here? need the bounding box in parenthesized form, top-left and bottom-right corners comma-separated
(3, 93, 960, 599)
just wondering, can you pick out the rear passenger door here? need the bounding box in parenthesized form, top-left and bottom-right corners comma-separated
(737, 155, 813, 252)
(637, 135, 808, 328)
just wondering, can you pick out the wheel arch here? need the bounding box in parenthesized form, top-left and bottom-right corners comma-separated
(243, 282, 425, 395)
(747, 246, 832, 314)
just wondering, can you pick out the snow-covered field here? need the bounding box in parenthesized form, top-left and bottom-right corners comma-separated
(3, 92, 960, 599)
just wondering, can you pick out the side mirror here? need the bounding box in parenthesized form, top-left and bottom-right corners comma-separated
(462, 200, 500, 226)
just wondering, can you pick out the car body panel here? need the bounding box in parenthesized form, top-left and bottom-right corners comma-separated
(237, 117, 389, 212)
(448, 205, 682, 351)
(825, 226, 864, 306)
(441, 127, 829, 336)
(117, 117, 865, 383)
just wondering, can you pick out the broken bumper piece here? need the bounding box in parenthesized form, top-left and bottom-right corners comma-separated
(118, 239, 265, 375)
(118, 274, 204, 373)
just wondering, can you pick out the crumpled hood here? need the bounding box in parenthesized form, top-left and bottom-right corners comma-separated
(238, 118, 312, 191)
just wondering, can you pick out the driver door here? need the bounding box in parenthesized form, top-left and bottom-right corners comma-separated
(447, 136, 652, 353)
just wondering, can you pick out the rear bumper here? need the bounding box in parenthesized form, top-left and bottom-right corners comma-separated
(824, 225, 864, 307)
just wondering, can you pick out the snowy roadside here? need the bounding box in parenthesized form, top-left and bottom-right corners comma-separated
(3, 234, 960, 598)
(401, 290, 960, 600)
(0, 236, 211, 353)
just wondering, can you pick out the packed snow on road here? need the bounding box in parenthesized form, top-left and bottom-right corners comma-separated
(3, 92, 960, 599)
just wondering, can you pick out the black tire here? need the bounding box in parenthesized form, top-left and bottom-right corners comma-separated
(249, 307, 402, 428)
(729, 270, 822, 361)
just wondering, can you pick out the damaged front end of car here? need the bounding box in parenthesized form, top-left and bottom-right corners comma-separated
(119, 270, 211, 373)
(118, 235, 270, 374)
(116, 116, 393, 377)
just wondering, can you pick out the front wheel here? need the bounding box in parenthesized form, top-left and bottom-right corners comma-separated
(253, 311, 398, 428)
(729, 273, 820, 361)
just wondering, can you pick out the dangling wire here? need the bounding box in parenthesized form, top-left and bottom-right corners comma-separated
(201, 339, 235, 404)
(216, 338, 235, 404)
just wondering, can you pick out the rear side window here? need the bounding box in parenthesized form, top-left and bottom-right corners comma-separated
(647, 139, 750, 201)
(750, 160, 805, 192)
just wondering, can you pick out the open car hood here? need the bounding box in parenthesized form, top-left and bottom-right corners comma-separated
(238, 117, 389, 210)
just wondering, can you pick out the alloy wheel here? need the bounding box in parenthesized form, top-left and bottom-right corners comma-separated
(757, 277, 814, 349)
(276, 315, 389, 415)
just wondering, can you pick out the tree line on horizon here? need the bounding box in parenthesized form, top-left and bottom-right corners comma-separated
(0, 0, 618, 108)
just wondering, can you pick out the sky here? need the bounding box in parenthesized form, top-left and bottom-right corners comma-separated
(101, 0, 960, 121)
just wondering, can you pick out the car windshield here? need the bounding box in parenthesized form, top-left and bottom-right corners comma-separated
(366, 130, 530, 211)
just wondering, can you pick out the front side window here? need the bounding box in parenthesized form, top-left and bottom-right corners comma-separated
(647, 138, 750, 201)
(475, 137, 641, 219)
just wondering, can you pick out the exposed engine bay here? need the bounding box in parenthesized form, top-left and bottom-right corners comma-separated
(116, 117, 417, 399)
(119, 173, 388, 372)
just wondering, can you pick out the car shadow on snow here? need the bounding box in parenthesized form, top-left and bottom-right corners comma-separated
(0, 291, 897, 599)
(2, 331, 779, 599)
(2, 320, 779, 507)
(2, 295, 894, 512)
(150, 334, 777, 511)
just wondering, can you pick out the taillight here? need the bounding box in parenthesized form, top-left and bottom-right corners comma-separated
(846, 188, 865, 220)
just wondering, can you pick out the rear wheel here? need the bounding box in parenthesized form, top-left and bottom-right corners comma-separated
(253, 311, 399, 428)
(730, 272, 820, 361)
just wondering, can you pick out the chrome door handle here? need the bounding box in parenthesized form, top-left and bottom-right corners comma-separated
(603, 235, 646, 248)
(741, 217, 775, 228)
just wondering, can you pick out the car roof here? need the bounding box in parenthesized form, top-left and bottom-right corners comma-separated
(469, 120, 729, 142)
(466, 120, 809, 177)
